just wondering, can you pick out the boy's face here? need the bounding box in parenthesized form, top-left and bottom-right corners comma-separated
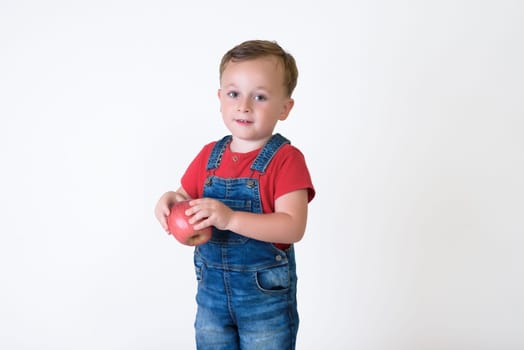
(218, 56, 294, 148)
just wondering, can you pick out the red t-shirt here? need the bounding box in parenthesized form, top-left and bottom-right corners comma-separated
(181, 139, 315, 246)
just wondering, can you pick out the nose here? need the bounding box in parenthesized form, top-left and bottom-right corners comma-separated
(236, 97, 251, 113)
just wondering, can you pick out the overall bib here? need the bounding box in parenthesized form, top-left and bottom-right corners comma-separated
(194, 134, 299, 350)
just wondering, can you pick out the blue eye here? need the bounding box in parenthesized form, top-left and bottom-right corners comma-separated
(227, 91, 238, 98)
(254, 94, 267, 101)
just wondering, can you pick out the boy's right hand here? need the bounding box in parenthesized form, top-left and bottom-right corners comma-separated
(154, 190, 189, 232)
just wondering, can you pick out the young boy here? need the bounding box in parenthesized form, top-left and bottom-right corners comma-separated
(154, 40, 315, 349)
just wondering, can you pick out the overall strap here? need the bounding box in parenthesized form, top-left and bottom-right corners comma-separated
(206, 135, 232, 171)
(251, 133, 290, 173)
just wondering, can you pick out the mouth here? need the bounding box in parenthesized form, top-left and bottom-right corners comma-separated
(234, 119, 253, 125)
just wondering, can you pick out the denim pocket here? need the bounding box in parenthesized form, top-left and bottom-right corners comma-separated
(255, 264, 290, 294)
(221, 199, 252, 212)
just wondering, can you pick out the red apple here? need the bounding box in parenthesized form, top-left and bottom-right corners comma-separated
(167, 200, 212, 246)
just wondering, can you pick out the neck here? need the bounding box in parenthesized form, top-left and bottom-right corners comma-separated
(230, 136, 272, 153)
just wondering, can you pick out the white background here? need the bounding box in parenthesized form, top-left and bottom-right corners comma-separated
(1, 1, 523, 349)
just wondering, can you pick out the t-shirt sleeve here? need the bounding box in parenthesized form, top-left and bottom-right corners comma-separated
(180, 143, 215, 199)
(273, 146, 315, 203)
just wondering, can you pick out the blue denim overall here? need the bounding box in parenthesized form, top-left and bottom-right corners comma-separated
(194, 134, 299, 349)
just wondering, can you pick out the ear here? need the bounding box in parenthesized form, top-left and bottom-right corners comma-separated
(217, 89, 222, 99)
(278, 98, 295, 121)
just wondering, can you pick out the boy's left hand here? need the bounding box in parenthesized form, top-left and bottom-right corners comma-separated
(187, 198, 233, 231)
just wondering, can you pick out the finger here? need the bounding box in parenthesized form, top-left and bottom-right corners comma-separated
(185, 205, 196, 217)
(186, 200, 205, 216)
(188, 199, 201, 208)
(192, 218, 209, 231)
(188, 209, 204, 225)
(159, 216, 169, 231)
